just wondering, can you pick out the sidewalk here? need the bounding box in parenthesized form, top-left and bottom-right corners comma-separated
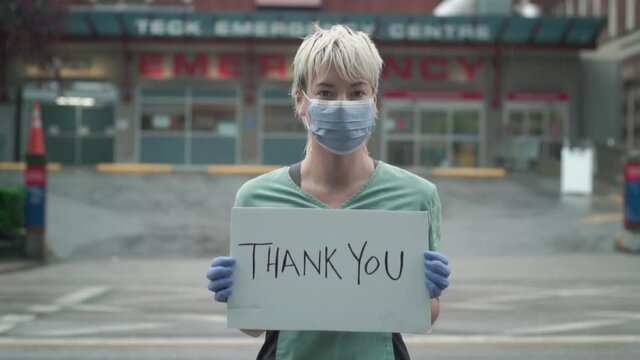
(0, 259, 41, 274)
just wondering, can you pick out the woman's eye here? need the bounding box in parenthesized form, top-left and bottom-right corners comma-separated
(351, 91, 366, 98)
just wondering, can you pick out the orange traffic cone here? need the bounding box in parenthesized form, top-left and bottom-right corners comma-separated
(28, 102, 46, 156)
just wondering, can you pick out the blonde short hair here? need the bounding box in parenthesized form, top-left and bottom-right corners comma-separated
(291, 24, 384, 155)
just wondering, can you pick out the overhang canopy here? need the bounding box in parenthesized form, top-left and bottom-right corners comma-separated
(61, 10, 606, 48)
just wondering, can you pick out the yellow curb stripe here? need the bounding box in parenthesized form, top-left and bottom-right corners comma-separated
(96, 163, 173, 173)
(207, 165, 280, 175)
(582, 212, 623, 225)
(0, 162, 62, 171)
(608, 193, 623, 204)
(432, 167, 507, 178)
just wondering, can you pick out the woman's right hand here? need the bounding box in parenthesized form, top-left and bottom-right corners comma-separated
(206, 256, 236, 302)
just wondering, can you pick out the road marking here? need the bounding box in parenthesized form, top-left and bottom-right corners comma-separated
(504, 319, 631, 335)
(29, 323, 169, 337)
(582, 212, 623, 225)
(1, 335, 640, 347)
(477, 287, 620, 304)
(166, 314, 227, 323)
(405, 335, 640, 345)
(593, 311, 640, 320)
(0, 315, 35, 323)
(71, 304, 134, 313)
(0, 324, 15, 334)
(445, 302, 513, 311)
(0, 315, 36, 335)
(27, 305, 61, 314)
(113, 293, 205, 306)
(55, 286, 109, 307)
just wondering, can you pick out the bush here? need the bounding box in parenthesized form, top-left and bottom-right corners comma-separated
(0, 186, 25, 241)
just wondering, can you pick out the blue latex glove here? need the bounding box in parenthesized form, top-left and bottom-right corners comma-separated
(206, 256, 235, 303)
(424, 251, 450, 298)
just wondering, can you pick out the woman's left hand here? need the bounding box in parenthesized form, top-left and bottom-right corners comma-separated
(424, 251, 451, 298)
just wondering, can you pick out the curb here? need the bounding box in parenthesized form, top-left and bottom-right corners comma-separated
(96, 163, 173, 173)
(0, 260, 41, 274)
(431, 167, 507, 178)
(3, 162, 508, 178)
(0, 163, 62, 171)
(207, 165, 281, 175)
(96, 163, 281, 176)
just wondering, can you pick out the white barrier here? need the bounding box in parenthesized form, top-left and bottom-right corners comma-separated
(561, 146, 594, 195)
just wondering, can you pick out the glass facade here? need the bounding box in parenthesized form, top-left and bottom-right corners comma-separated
(32, 102, 115, 165)
(383, 99, 485, 167)
(138, 86, 239, 164)
(260, 88, 307, 165)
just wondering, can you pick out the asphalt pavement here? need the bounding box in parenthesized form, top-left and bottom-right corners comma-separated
(1, 167, 638, 360)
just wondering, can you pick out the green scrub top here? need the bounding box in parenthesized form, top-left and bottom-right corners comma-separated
(234, 160, 441, 360)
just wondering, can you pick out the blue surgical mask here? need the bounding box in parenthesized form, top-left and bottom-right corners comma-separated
(304, 92, 376, 155)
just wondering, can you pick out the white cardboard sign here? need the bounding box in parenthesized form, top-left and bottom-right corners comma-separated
(228, 207, 431, 334)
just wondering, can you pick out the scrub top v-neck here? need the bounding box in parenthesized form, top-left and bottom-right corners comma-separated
(233, 160, 441, 360)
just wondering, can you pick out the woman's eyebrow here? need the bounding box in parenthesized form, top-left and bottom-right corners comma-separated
(350, 81, 367, 87)
(315, 82, 335, 88)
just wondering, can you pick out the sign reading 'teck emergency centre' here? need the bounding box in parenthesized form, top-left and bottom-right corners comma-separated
(131, 17, 494, 42)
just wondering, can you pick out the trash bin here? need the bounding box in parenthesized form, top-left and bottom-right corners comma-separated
(624, 159, 640, 229)
(561, 144, 594, 195)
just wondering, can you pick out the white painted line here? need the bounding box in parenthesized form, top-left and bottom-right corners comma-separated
(71, 304, 135, 313)
(445, 302, 513, 311)
(0, 315, 35, 323)
(0, 337, 263, 347)
(504, 319, 630, 335)
(477, 287, 619, 304)
(30, 323, 170, 337)
(27, 305, 61, 314)
(113, 293, 206, 306)
(0, 314, 36, 335)
(404, 335, 640, 345)
(55, 286, 109, 307)
(1, 335, 640, 347)
(592, 311, 640, 320)
(119, 285, 203, 294)
(0, 324, 16, 335)
(167, 314, 227, 323)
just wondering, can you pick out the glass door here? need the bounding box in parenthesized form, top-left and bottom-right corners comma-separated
(383, 101, 485, 167)
(451, 110, 481, 167)
(190, 87, 239, 164)
(259, 88, 306, 165)
(38, 103, 115, 164)
(504, 103, 568, 161)
(138, 86, 240, 164)
(385, 107, 415, 166)
(139, 92, 187, 164)
(79, 106, 115, 164)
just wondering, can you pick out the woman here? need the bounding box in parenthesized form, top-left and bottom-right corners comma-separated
(207, 24, 451, 360)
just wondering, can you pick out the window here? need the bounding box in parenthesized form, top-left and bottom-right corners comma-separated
(420, 110, 447, 135)
(387, 109, 414, 134)
(192, 103, 237, 135)
(453, 111, 480, 136)
(264, 104, 305, 133)
(509, 111, 525, 135)
(141, 105, 185, 132)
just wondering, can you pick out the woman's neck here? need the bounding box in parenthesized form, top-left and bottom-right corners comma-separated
(301, 140, 374, 189)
